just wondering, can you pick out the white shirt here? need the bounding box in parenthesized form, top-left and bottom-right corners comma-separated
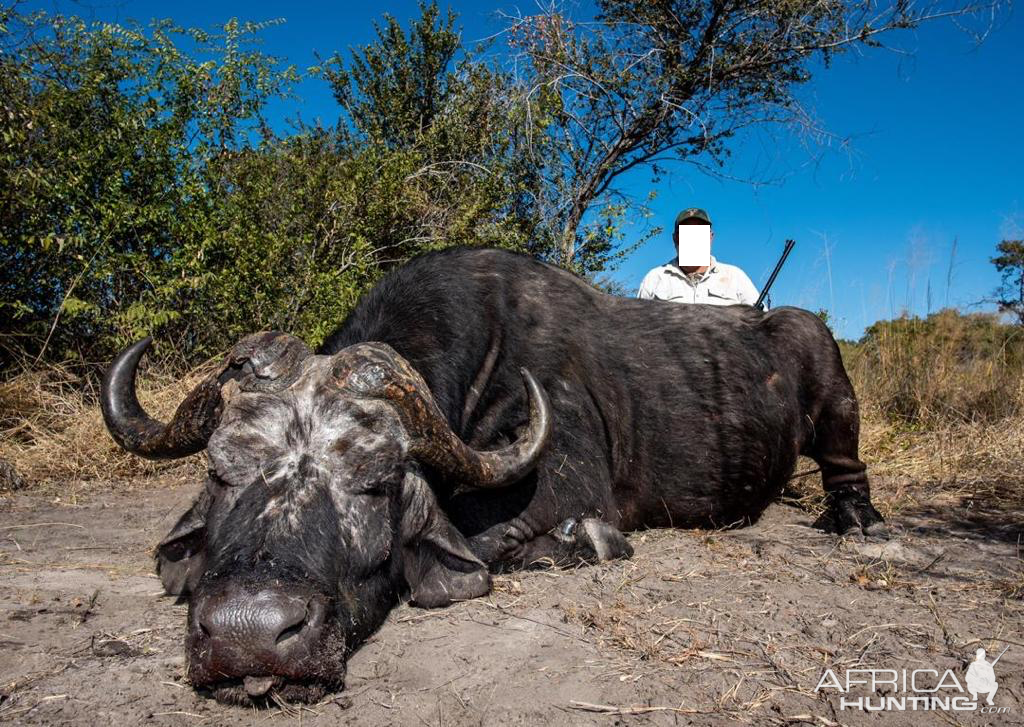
(636, 256, 760, 306)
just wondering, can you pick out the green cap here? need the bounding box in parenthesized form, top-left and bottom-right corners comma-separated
(674, 207, 711, 226)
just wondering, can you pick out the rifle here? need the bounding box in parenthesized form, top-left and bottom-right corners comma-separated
(755, 239, 795, 310)
(991, 645, 1010, 667)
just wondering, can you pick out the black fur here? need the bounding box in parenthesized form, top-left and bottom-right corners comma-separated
(320, 247, 882, 563)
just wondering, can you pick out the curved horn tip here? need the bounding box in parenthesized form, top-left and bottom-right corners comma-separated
(101, 336, 170, 458)
(105, 336, 154, 377)
(519, 367, 552, 441)
(519, 368, 551, 422)
(102, 336, 227, 461)
(461, 366, 552, 489)
(102, 338, 155, 417)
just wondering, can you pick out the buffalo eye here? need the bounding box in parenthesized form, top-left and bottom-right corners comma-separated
(353, 481, 387, 496)
(206, 469, 231, 495)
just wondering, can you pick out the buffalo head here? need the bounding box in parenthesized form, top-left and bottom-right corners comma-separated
(101, 332, 550, 704)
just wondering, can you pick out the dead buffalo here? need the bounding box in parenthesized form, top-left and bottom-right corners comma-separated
(100, 247, 884, 704)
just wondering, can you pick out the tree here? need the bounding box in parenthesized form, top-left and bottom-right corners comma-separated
(0, 1, 1005, 371)
(0, 4, 546, 369)
(0, 9, 296, 366)
(323, 2, 462, 150)
(504, 0, 1000, 270)
(318, 1, 545, 267)
(992, 239, 1024, 324)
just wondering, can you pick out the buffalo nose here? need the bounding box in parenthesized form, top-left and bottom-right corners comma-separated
(189, 585, 327, 678)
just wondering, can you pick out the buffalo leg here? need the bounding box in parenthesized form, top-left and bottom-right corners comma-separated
(511, 518, 633, 570)
(805, 397, 887, 537)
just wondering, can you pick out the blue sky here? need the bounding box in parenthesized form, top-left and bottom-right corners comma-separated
(27, 1, 1024, 339)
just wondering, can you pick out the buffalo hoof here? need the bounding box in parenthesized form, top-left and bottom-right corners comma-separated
(816, 495, 888, 539)
(554, 518, 634, 563)
(409, 563, 490, 608)
(580, 519, 634, 561)
(515, 519, 634, 569)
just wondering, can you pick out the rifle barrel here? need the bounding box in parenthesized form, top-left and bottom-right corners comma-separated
(755, 239, 795, 310)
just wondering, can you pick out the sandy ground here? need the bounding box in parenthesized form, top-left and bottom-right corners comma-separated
(0, 479, 1022, 726)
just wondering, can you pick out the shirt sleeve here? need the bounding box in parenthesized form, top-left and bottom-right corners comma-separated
(735, 269, 761, 307)
(636, 271, 657, 299)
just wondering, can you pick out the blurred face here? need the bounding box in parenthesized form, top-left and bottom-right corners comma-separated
(671, 218, 712, 274)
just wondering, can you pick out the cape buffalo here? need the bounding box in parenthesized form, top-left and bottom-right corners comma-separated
(100, 247, 884, 704)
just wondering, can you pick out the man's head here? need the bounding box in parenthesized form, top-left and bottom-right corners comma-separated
(977, 648, 987, 661)
(101, 333, 551, 705)
(671, 207, 712, 276)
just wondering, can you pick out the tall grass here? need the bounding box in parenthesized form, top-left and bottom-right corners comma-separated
(845, 309, 1024, 426)
(845, 309, 1024, 507)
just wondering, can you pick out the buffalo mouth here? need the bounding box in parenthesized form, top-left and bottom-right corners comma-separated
(187, 636, 349, 706)
(184, 584, 349, 706)
(199, 675, 342, 706)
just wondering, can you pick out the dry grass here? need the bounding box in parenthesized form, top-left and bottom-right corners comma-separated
(0, 360, 212, 490)
(862, 414, 1023, 499)
(846, 309, 1024, 426)
(848, 310, 1024, 510)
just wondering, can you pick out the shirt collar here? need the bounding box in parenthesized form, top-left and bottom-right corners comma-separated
(663, 255, 718, 281)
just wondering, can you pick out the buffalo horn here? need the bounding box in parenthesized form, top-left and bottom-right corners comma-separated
(101, 332, 311, 460)
(100, 338, 224, 460)
(335, 343, 552, 489)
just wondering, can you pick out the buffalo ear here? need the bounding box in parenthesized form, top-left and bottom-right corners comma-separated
(155, 490, 210, 598)
(399, 473, 490, 608)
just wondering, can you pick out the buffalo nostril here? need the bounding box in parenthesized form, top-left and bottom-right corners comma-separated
(188, 587, 325, 682)
(274, 614, 307, 647)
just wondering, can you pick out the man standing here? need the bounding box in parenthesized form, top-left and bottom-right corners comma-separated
(637, 208, 760, 306)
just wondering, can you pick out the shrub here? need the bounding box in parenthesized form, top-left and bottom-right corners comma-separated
(0, 7, 535, 372)
(846, 309, 1024, 427)
(840, 310, 1024, 506)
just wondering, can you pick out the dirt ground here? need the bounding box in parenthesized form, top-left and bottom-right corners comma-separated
(0, 478, 1021, 726)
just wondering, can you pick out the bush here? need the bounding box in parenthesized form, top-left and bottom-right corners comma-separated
(845, 309, 1024, 427)
(829, 310, 1024, 507)
(0, 12, 299, 368)
(0, 7, 537, 372)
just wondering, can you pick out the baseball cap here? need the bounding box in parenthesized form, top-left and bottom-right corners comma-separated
(674, 208, 711, 226)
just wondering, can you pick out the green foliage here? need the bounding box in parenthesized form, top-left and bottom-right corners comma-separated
(814, 308, 833, 332)
(0, 5, 532, 369)
(319, 2, 549, 261)
(991, 239, 1024, 324)
(323, 2, 462, 149)
(0, 1, 990, 373)
(1, 10, 298, 364)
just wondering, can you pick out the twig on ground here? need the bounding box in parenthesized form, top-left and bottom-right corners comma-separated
(567, 700, 697, 715)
